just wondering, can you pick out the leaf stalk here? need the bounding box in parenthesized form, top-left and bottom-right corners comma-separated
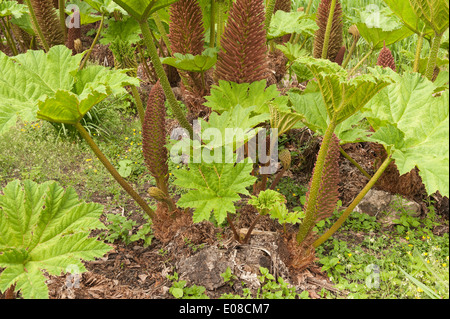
(313, 155, 392, 248)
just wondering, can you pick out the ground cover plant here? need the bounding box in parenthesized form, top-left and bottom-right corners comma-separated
(0, 0, 448, 300)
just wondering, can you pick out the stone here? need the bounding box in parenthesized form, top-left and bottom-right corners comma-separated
(175, 232, 292, 293)
(176, 246, 230, 291)
(354, 189, 393, 216)
(355, 189, 421, 217)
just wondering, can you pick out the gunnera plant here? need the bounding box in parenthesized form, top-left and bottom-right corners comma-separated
(109, 40, 138, 77)
(29, 0, 65, 47)
(296, 133, 340, 244)
(376, 42, 396, 71)
(274, 0, 292, 43)
(313, 0, 343, 62)
(334, 46, 346, 66)
(168, 0, 210, 117)
(214, 0, 269, 84)
(274, 0, 291, 13)
(142, 82, 169, 194)
(168, 0, 204, 56)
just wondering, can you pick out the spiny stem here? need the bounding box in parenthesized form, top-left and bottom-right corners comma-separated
(413, 32, 424, 73)
(216, 0, 225, 48)
(321, 0, 337, 60)
(349, 48, 373, 76)
(59, 0, 66, 41)
(79, 13, 105, 70)
(305, 0, 314, 15)
(313, 155, 392, 248)
(296, 115, 338, 244)
(24, 0, 49, 52)
(243, 214, 262, 243)
(130, 85, 145, 126)
(152, 11, 172, 56)
(74, 122, 156, 220)
(264, 0, 277, 32)
(425, 32, 443, 80)
(139, 19, 193, 138)
(209, 0, 216, 48)
(227, 214, 240, 241)
(136, 42, 154, 82)
(342, 35, 358, 69)
(339, 146, 372, 179)
(150, 24, 166, 57)
(269, 167, 287, 190)
(0, 17, 18, 55)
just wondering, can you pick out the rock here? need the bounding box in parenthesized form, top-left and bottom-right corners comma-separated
(175, 232, 292, 293)
(176, 246, 230, 291)
(389, 195, 421, 216)
(354, 189, 393, 216)
(355, 189, 421, 217)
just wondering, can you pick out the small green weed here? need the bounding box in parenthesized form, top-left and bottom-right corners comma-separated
(183, 237, 206, 253)
(315, 199, 449, 299)
(167, 272, 210, 299)
(101, 212, 153, 247)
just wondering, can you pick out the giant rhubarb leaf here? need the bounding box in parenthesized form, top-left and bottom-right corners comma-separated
(161, 48, 218, 73)
(382, 0, 434, 37)
(172, 161, 256, 224)
(288, 57, 393, 141)
(356, 6, 414, 50)
(204, 80, 283, 114)
(363, 72, 449, 197)
(198, 104, 269, 151)
(112, 0, 178, 22)
(409, 0, 449, 35)
(0, 45, 138, 132)
(0, 180, 111, 299)
(267, 10, 318, 40)
(0, 0, 27, 18)
(84, 0, 126, 15)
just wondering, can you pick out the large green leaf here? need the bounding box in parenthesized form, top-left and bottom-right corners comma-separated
(112, 0, 178, 22)
(0, 180, 111, 299)
(84, 0, 127, 15)
(173, 161, 256, 224)
(409, 0, 450, 34)
(0, 45, 138, 131)
(0, 46, 81, 133)
(363, 72, 449, 197)
(276, 42, 310, 63)
(99, 17, 141, 45)
(204, 80, 283, 114)
(383, 0, 434, 37)
(288, 81, 369, 144)
(161, 48, 218, 73)
(9, 11, 35, 35)
(355, 6, 414, 49)
(66, 0, 103, 25)
(198, 104, 269, 151)
(357, 23, 414, 50)
(294, 56, 393, 125)
(0, 0, 27, 18)
(267, 10, 318, 40)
